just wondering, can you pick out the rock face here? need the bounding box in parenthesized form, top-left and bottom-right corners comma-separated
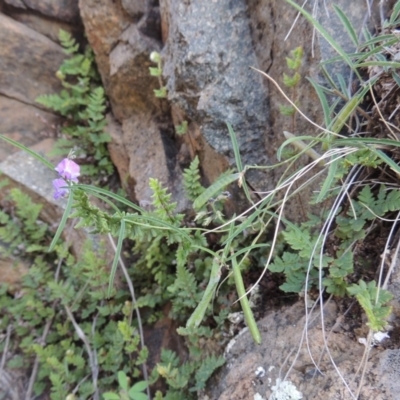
(79, 0, 186, 208)
(0, 13, 65, 106)
(206, 301, 399, 400)
(4, 0, 80, 22)
(162, 0, 271, 191)
(77, 0, 396, 216)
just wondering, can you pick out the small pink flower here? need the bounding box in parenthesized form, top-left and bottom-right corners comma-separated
(55, 158, 80, 182)
(53, 178, 69, 200)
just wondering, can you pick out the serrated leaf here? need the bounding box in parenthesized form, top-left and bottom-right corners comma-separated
(329, 251, 353, 278)
(280, 281, 304, 293)
(386, 189, 400, 211)
(283, 227, 313, 258)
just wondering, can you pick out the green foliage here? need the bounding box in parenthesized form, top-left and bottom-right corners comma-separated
(279, 46, 303, 117)
(0, 187, 52, 256)
(154, 349, 224, 398)
(182, 156, 205, 202)
(286, 46, 304, 70)
(149, 51, 168, 98)
(270, 180, 400, 305)
(36, 29, 113, 178)
(347, 280, 393, 331)
(270, 0, 400, 339)
(0, 189, 147, 399)
(149, 178, 184, 226)
(175, 120, 188, 135)
(8, 5, 400, 395)
(103, 371, 148, 400)
(67, 173, 230, 397)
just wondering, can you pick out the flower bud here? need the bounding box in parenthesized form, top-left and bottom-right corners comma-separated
(150, 51, 161, 63)
(56, 70, 66, 80)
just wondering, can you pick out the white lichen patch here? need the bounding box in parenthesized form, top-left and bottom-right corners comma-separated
(255, 366, 266, 378)
(358, 331, 390, 347)
(269, 378, 303, 400)
(374, 331, 390, 342)
(224, 326, 249, 356)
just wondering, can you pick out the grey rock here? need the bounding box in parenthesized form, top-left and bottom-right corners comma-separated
(4, 9, 82, 42)
(0, 13, 65, 106)
(121, 0, 147, 21)
(317, 0, 396, 80)
(163, 0, 270, 192)
(6, 0, 80, 23)
(206, 301, 396, 399)
(4, 0, 26, 9)
(109, 23, 162, 119)
(379, 350, 400, 398)
(0, 95, 61, 161)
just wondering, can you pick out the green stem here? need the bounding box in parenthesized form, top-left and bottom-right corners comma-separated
(231, 250, 261, 344)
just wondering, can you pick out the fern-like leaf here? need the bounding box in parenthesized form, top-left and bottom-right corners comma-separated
(183, 156, 205, 202)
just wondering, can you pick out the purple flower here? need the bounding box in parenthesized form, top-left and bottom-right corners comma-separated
(53, 178, 69, 200)
(55, 158, 80, 182)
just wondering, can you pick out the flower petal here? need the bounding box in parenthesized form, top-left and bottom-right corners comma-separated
(53, 178, 69, 200)
(55, 158, 80, 182)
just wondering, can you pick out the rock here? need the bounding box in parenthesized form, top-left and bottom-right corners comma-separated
(144, 304, 187, 392)
(108, 23, 162, 119)
(3, 0, 26, 9)
(120, 116, 189, 211)
(206, 301, 398, 399)
(106, 113, 136, 199)
(379, 350, 400, 398)
(122, 115, 169, 203)
(80, 0, 184, 208)
(3, 9, 82, 42)
(0, 96, 61, 161)
(0, 13, 65, 106)
(387, 244, 400, 326)
(80, 0, 162, 120)
(162, 0, 271, 192)
(121, 0, 147, 21)
(4, 0, 80, 23)
(78, 0, 132, 88)
(248, 0, 397, 219)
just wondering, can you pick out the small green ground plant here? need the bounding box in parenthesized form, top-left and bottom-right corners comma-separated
(0, 147, 254, 399)
(0, 185, 148, 399)
(36, 30, 113, 178)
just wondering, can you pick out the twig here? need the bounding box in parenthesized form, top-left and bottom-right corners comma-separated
(0, 325, 12, 374)
(107, 233, 150, 400)
(25, 315, 54, 400)
(25, 250, 65, 400)
(64, 305, 99, 400)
